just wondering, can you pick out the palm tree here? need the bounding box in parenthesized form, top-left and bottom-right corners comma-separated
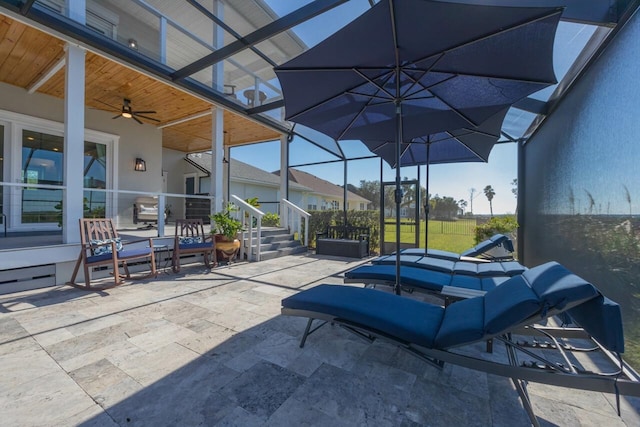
(484, 185, 496, 217)
(458, 199, 467, 215)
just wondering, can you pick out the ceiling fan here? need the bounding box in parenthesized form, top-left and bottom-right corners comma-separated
(96, 98, 160, 124)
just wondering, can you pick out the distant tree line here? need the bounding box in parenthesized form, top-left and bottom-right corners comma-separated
(348, 179, 466, 220)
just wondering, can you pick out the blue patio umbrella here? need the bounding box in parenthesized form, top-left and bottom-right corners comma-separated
(362, 108, 509, 252)
(275, 0, 561, 294)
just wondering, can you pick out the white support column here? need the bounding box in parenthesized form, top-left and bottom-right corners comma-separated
(62, 1, 85, 244)
(211, 107, 224, 213)
(223, 145, 231, 202)
(210, 0, 224, 213)
(279, 134, 289, 221)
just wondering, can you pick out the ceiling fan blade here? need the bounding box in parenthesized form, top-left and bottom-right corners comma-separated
(132, 110, 157, 114)
(134, 114, 160, 122)
(133, 116, 143, 125)
(112, 114, 122, 120)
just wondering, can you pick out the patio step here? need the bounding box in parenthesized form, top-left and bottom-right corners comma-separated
(242, 228, 307, 261)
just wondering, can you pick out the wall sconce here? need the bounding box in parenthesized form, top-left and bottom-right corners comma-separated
(128, 38, 138, 50)
(134, 158, 146, 172)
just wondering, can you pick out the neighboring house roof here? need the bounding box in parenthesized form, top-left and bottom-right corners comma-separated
(276, 168, 370, 204)
(186, 153, 310, 192)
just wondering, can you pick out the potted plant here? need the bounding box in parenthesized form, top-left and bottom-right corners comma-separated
(209, 203, 244, 261)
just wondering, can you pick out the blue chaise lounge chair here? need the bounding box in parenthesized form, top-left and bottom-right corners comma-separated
(398, 233, 514, 261)
(366, 254, 527, 277)
(344, 262, 511, 300)
(282, 262, 640, 426)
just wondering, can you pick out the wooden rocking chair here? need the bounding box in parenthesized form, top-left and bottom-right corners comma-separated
(67, 218, 157, 290)
(172, 219, 216, 272)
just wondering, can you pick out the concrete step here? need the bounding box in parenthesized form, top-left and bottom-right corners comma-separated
(259, 233, 295, 244)
(258, 227, 289, 237)
(259, 240, 302, 252)
(259, 245, 308, 261)
(245, 238, 302, 253)
(239, 227, 308, 262)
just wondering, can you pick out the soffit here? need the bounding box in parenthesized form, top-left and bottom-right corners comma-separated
(0, 15, 282, 152)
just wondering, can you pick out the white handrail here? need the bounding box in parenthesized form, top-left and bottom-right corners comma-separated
(231, 195, 264, 262)
(281, 199, 310, 248)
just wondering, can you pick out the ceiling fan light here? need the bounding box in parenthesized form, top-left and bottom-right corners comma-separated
(122, 112, 133, 119)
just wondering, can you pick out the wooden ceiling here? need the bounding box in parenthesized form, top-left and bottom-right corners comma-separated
(0, 15, 282, 152)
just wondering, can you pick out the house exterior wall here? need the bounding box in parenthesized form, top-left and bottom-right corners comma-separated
(0, 81, 162, 229)
(522, 12, 640, 367)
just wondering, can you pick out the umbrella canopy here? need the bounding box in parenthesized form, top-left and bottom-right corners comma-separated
(275, 0, 561, 293)
(362, 108, 509, 252)
(275, 0, 561, 142)
(362, 108, 509, 168)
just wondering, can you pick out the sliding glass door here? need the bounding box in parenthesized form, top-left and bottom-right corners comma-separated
(18, 129, 109, 228)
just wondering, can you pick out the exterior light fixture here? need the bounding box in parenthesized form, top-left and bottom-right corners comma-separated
(134, 158, 146, 172)
(128, 38, 138, 50)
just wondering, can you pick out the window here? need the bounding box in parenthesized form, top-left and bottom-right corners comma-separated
(21, 130, 63, 224)
(2, 109, 117, 231)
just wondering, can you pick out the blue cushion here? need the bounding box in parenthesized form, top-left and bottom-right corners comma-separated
(425, 248, 461, 261)
(282, 284, 445, 348)
(86, 246, 152, 263)
(90, 238, 122, 256)
(523, 262, 599, 311)
(413, 257, 456, 273)
(345, 264, 451, 292)
(178, 236, 203, 245)
(483, 275, 540, 334)
(460, 234, 511, 257)
(373, 254, 424, 266)
(434, 297, 484, 348)
(568, 295, 624, 353)
(448, 275, 509, 291)
(379, 256, 526, 277)
(179, 242, 213, 250)
(498, 261, 528, 276)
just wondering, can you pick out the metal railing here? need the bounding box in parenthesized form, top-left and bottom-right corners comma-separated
(0, 181, 215, 246)
(281, 199, 310, 248)
(231, 195, 264, 262)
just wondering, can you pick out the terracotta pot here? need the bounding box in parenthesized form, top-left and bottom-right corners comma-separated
(214, 234, 240, 261)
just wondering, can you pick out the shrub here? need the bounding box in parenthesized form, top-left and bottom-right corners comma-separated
(473, 215, 518, 244)
(262, 212, 280, 227)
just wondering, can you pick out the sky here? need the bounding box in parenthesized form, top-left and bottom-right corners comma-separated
(232, 139, 518, 215)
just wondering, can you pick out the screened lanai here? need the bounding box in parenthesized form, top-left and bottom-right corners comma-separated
(2, 1, 640, 425)
(0, 0, 637, 292)
(0, 3, 636, 265)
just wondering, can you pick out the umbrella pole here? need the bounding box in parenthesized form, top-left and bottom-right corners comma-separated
(343, 159, 348, 227)
(424, 141, 430, 255)
(394, 102, 402, 295)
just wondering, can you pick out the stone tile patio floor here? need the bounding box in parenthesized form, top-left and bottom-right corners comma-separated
(1, 253, 639, 426)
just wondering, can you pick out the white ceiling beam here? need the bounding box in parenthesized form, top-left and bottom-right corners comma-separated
(156, 110, 212, 129)
(27, 55, 66, 94)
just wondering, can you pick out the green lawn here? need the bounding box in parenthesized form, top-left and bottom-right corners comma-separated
(383, 218, 476, 253)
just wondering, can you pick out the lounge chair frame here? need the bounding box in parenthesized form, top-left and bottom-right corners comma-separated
(68, 218, 157, 290)
(284, 307, 640, 427)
